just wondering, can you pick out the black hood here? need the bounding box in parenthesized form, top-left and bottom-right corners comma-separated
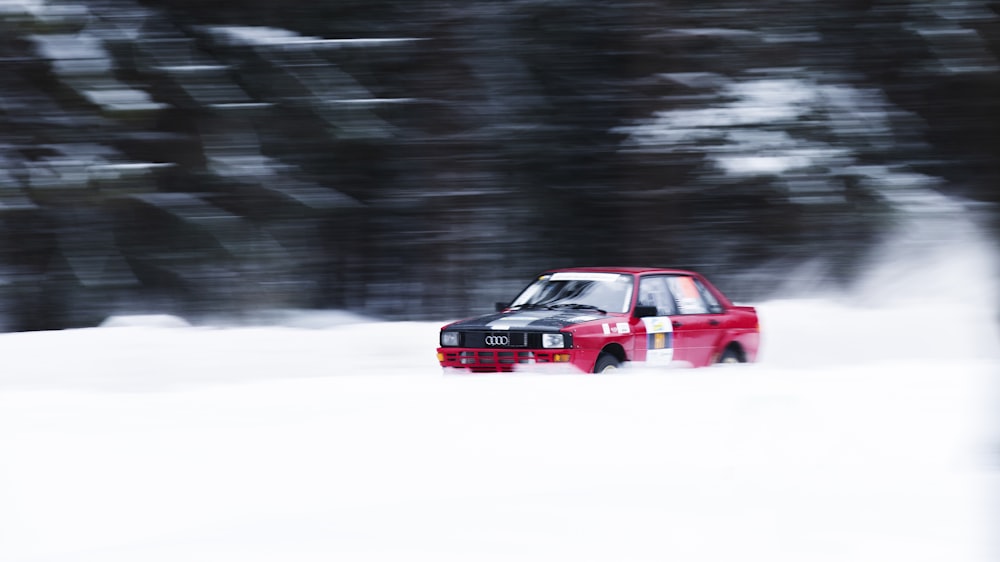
(446, 309, 609, 331)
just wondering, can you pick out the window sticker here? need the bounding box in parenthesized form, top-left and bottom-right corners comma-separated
(669, 276, 708, 315)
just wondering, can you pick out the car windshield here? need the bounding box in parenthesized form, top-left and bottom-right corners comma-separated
(508, 272, 634, 314)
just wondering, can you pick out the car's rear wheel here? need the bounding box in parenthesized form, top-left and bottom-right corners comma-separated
(718, 347, 743, 364)
(593, 353, 621, 373)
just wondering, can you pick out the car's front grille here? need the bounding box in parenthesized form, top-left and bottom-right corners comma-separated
(463, 331, 528, 348)
(457, 331, 572, 349)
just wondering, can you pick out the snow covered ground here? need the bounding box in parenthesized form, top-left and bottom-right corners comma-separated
(1, 220, 998, 562)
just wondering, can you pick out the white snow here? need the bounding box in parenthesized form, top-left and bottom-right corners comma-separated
(1, 220, 998, 562)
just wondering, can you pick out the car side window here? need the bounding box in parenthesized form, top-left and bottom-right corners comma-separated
(665, 276, 710, 315)
(637, 276, 677, 316)
(693, 278, 723, 313)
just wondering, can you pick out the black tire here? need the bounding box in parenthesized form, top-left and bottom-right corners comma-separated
(593, 353, 621, 373)
(718, 347, 743, 364)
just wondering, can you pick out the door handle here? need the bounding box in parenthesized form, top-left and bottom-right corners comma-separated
(709, 319, 720, 326)
(672, 321, 683, 328)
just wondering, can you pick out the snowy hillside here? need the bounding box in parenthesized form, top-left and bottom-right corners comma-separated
(1, 218, 998, 562)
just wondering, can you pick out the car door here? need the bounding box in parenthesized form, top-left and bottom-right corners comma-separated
(664, 275, 725, 366)
(635, 275, 677, 365)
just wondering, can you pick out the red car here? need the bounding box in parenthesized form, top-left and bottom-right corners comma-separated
(436, 267, 760, 373)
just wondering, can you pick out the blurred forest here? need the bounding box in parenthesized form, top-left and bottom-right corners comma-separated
(0, 0, 998, 329)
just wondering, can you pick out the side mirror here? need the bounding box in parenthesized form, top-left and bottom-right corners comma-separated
(633, 305, 658, 318)
(495, 302, 509, 312)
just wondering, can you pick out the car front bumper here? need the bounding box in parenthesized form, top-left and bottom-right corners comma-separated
(436, 347, 584, 373)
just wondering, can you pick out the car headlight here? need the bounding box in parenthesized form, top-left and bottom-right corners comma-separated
(542, 333, 566, 349)
(440, 331, 460, 347)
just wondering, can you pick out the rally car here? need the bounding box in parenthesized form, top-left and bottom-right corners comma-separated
(436, 267, 760, 373)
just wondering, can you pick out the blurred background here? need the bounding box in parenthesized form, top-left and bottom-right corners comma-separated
(0, 0, 997, 330)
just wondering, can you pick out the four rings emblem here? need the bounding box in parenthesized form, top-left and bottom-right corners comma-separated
(484, 334, 509, 346)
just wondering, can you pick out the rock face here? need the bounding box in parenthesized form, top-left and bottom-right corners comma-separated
(0, 0, 996, 329)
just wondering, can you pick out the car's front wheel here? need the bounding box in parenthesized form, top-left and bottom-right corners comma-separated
(593, 353, 621, 373)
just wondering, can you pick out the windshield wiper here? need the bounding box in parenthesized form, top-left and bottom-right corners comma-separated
(509, 303, 555, 311)
(549, 303, 607, 314)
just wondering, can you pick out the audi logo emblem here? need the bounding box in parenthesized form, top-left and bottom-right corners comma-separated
(484, 334, 509, 346)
